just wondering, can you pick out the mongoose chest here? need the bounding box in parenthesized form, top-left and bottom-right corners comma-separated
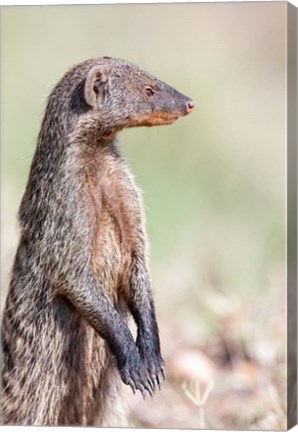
(85, 147, 143, 300)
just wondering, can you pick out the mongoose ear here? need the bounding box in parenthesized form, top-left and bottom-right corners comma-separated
(84, 66, 109, 108)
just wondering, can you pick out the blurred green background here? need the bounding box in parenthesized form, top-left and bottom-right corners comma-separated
(1, 3, 287, 429)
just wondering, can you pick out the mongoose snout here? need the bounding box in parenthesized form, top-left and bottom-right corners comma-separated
(186, 100, 195, 113)
(140, 83, 195, 125)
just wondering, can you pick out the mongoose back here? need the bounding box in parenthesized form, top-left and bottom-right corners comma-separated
(1, 57, 195, 426)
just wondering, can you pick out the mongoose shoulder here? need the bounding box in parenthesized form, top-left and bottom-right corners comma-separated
(1, 57, 194, 426)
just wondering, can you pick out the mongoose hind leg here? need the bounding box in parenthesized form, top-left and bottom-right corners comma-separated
(84, 338, 128, 426)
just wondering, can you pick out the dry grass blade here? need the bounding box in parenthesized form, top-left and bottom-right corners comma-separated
(182, 379, 214, 428)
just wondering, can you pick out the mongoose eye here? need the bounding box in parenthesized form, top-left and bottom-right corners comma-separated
(143, 86, 155, 98)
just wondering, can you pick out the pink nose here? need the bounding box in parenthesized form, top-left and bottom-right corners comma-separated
(186, 101, 195, 113)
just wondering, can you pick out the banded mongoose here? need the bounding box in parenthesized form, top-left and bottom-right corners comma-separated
(1, 57, 195, 426)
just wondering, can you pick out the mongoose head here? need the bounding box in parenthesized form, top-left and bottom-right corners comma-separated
(60, 57, 194, 137)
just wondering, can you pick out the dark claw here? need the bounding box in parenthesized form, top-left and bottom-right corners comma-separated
(127, 378, 136, 394)
(156, 373, 161, 391)
(161, 365, 166, 381)
(137, 383, 147, 399)
(146, 368, 156, 389)
(143, 380, 154, 398)
(152, 373, 159, 391)
(147, 376, 156, 394)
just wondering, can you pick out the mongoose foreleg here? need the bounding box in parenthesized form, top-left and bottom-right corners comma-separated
(126, 255, 165, 393)
(62, 270, 154, 397)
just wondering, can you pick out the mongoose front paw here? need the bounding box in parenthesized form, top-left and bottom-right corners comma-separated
(137, 338, 165, 394)
(142, 351, 165, 393)
(119, 348, 155, 398)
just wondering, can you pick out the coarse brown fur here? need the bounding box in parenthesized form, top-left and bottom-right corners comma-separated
(1, 57, 194, 426)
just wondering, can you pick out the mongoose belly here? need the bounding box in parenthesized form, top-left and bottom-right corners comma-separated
(92, 207, 125, 301)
